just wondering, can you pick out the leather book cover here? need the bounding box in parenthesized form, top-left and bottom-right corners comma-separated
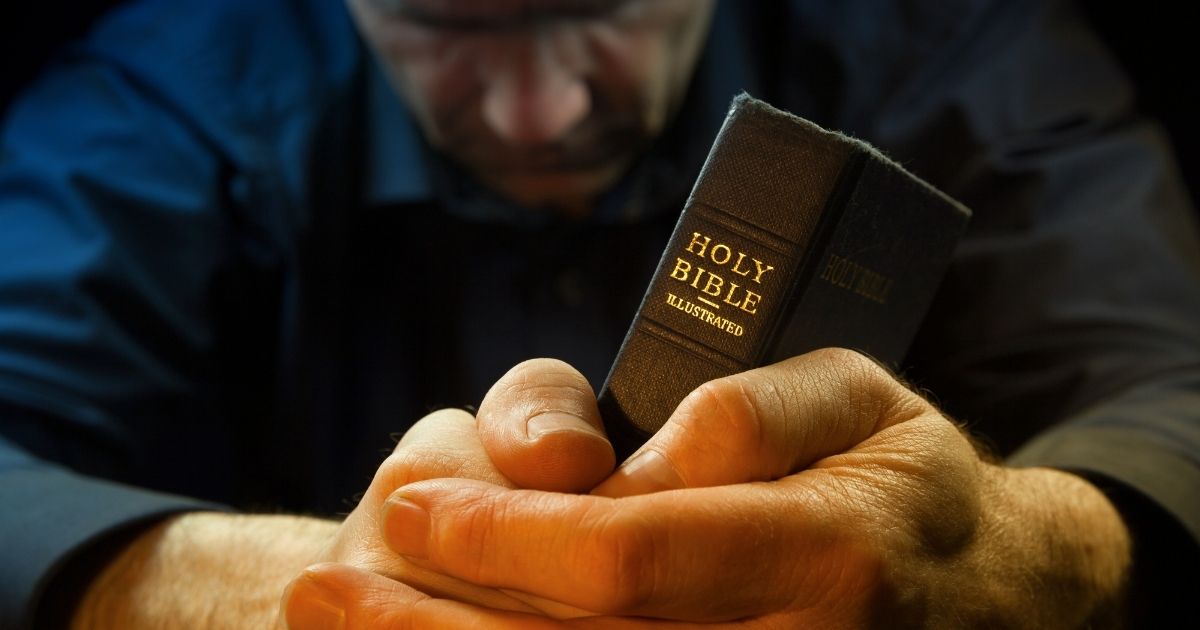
(598, 94, 971, 460)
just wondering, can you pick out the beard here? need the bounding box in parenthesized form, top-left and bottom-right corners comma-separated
(432, 114, 650, 212)
(425, 82, 653, 173)
(437, 118, 649, 176)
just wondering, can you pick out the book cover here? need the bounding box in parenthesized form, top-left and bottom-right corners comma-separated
(597, 94, 971, 460)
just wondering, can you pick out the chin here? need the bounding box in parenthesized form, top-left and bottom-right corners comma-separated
(481, 162, 630, 213)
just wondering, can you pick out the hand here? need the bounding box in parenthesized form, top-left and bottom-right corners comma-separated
(281, 359, 616, 628)
(293, 349, 1133, 628)
(64, 512, 339, 629)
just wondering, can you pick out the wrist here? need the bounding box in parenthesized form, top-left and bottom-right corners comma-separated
(974, 465, 1131, 628)
(69, 512, 337, 629)
(1083, 475, 1198, 627)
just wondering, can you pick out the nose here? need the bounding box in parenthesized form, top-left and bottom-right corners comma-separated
(480, 29, 591, 146)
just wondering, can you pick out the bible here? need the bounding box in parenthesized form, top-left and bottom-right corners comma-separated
(597, 94, 971, 460)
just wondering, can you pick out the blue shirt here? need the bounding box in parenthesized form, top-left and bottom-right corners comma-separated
(3, 0, 1199, 626)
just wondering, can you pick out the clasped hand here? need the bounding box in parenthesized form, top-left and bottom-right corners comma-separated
(280, 349, 1129, 628)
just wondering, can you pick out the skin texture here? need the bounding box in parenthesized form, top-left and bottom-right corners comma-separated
(66, 3, 1134, 627)
(69, 361, 614, 628)
(68, 513, 337, 629)
(281, 353, 1133, 629)
(67, 354, 1130, 628)
(344, 0, 716, 214)
(280, 361, 620, 625)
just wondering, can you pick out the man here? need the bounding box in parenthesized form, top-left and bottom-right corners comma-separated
(1, 0, 1197, 627)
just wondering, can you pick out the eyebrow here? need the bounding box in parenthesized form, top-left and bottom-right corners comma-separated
(372, 0, 637, 30)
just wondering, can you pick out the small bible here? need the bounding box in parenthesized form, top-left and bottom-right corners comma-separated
(597, 94, 971, 460)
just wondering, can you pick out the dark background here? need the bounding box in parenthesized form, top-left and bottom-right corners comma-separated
(2, 1, 1197, 207)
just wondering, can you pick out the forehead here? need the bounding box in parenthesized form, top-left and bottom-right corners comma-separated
(383, 0, 636, 23)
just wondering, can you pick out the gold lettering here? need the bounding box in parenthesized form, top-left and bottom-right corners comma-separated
(751, 259, 775, 284)
(671, 231, 782, 315)
(853, 269, 893, 304)
(670, 257, 692, 282)
(722, 282, 742, 307)
(742, 291, 762, 314)
(819, 257, 839, 283)
(710, 243, 732, 265)
(819, 254, 893, 304)
(665, 292, 746, 337)
(724, 253, 744, 277)
(730, 252, 752, 277)
(685, 232, 710, 257)
(825, 259, 839, 284)
(827, 255, 850, 286)
(701, 273, 724, 297)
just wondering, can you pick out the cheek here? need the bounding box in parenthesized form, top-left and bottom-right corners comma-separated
(585, 28, 676, 133)
(585, 0, 715, 130)
(397, 55, 480, 119)
(361, 27, 484, 142)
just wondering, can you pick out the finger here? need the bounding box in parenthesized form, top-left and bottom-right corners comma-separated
(379, 478, 846, 621)
(379, 490, 602, 619)
(283, 563, 436, 630)
(282, 562, 556, 630)
(593, 348, 933, 497)
(330, 408, 517, 605)
(369, 407, 514, 506)
(283, 563, 716, 629)
(477, 358, 615, 492)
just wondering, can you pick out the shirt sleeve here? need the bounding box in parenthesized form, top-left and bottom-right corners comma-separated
(860, 0, 1200, 618)
(0, 39, 237, 629)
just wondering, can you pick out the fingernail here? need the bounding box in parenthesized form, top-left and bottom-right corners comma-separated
(526, 411, 594, 440)
(285, 574, 346, 630)
(382, 496, 431, 559)
(604, 450, 685, 496)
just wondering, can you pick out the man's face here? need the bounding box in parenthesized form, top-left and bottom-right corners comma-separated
(346, 0, 716, 214)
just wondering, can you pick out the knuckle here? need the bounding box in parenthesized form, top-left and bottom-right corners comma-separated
(809, 347, 883, 381)
(806, 347, 922, 422)
(660, 378, 777, 484)
(375, 450, 457, 493)
(581, 509, 657, 614)
(371, 453, 422, 498)
(687, 379, 762, 438)
(452, 496, 505, 584)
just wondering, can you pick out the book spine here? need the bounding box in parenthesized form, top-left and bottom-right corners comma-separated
(765, 151, 969, 365)
(598, 97, 853, 459)
(598, 95, 970, 461)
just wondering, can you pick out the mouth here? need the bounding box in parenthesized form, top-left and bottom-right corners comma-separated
(440, 121, 647, 175)
(450, 132, 641, 210)
(465, 143, 637, 176)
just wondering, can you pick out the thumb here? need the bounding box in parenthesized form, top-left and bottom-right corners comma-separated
(592, 348, 930, 497)
(477, 358, 615, 493)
